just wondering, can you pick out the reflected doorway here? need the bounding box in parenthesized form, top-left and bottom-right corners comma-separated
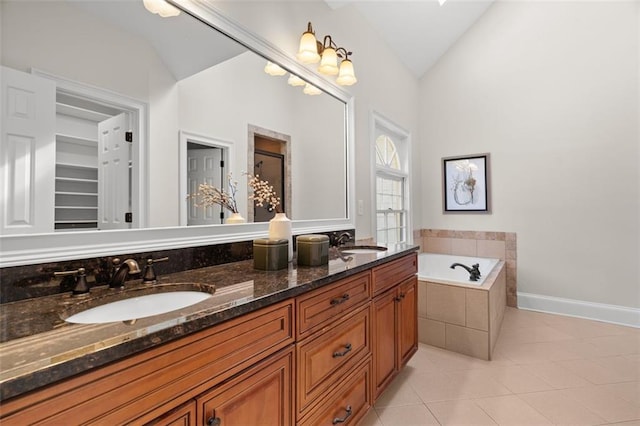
(187, 142, 224, 225)
(179, 131, 233, 226)
(248, 124, 291, 222)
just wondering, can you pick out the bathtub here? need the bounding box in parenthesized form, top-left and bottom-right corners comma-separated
(418, 253, 499, 286)
(417, 253, 506, 360)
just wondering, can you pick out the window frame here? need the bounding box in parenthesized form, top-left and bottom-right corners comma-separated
(370, 111, 412, 246)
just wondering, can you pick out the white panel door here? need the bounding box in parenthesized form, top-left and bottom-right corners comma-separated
(0, 66, 56, 235)
(97, 112, 131, 230)
(187, 147, 223, 226)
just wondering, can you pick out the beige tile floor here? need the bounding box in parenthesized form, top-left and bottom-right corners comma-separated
(361, 307, 640, 426)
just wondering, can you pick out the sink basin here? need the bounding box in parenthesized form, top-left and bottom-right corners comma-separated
(339, 246, 388, 255)
(65, 290, 212, 324)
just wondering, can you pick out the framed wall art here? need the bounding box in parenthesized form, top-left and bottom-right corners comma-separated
(442, 153, 491, 213)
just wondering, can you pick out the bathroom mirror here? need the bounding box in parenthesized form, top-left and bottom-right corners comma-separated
(0, 0, 354, 266)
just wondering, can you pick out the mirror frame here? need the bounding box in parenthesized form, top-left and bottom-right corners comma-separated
(0, 0, 355, 268)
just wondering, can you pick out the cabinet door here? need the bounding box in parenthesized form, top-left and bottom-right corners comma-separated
(398, 277, 418, 367)
(372, 289, 398, 398)
(198, 348, 293, 426)
(146, 400, 196, 426)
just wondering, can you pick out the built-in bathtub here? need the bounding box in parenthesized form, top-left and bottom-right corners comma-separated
(417, 253, 506, 360)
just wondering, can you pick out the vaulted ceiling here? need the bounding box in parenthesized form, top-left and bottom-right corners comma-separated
(327, 0, 495, 78)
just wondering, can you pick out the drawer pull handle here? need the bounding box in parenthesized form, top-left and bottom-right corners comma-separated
(395, 293, 406, 302)
(330, 294, 350, 306)
(333, 343, 352, 358)
(332, 405, 353, 424)
(207, 417, 221, 426)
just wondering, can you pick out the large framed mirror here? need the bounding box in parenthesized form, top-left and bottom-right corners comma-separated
(0, 0, 355, 267)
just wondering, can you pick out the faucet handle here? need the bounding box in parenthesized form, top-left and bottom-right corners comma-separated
(142, 256, 169, 284)
(54, 267, 90, 295)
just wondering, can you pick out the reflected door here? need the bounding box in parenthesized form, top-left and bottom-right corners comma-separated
(0, 66, 56, 235)
(97, 112, 131, 230)
(188, 144, 223, 225)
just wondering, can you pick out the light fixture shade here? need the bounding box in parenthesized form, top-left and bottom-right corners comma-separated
(297, 32, 320, 64)
(264, 61, 286, 76)
(318, 47, 339, 75)
(303, 83, 322, 96)
(287, 74, 305, 86)
(336, 59, 357, 86)
(143, 0, 180, 17)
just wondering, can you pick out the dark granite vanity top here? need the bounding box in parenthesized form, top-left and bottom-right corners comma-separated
(0, 244, 417, 401)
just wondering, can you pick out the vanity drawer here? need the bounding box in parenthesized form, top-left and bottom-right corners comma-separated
(296, 305, 371, 416)
(298, 357, 372, 426)
(296, 271, 370, 339)
(372, 253, 417, 296)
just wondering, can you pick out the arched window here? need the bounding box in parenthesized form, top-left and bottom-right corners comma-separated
(373, 114, 410, 246)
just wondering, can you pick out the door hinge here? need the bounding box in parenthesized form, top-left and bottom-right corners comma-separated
(220, 160, 224, 168)
(125, 131, 133, 142)
(125, 212, 133, 223)
(219, 212, 224, 221)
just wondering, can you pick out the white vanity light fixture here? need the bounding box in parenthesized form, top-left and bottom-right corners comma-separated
(336, 56, 357, 86)
(264, 61, 287, 76)
(296, 22, 357, 86)
(296, 22, 322, 64)
(318, 43, 339, 76)
(287, 74, 305, 86)
(303, 83, 322, 95)
(143, 0, 181, 17)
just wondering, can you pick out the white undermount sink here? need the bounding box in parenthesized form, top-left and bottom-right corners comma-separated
(65, 291, 212, 324)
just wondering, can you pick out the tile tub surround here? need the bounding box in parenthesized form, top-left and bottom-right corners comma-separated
(418, 260, 506, 360)
(417, 229, 517, 307)
(0, 242, 414, 401)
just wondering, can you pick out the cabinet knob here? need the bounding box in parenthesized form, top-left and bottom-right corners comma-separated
(207, 416, 221, 426)
(332, 405, 353, 424)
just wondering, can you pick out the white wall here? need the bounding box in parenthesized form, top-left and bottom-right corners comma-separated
(419, 1, 639, 310)
(211, 1, 421, 239)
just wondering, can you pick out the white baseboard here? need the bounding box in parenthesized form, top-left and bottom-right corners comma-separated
(517, 292, 640, 328)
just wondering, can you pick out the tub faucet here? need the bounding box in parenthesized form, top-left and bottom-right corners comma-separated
(110, 258, 141, 288)
(450, 263, 481, 282)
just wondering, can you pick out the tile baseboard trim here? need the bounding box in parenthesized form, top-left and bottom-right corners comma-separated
(517, 292, 640, 328)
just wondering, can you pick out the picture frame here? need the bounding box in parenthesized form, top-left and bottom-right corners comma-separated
(442, 153, 491, 213)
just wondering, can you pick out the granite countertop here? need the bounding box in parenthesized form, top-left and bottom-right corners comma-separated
(0, 244, 417, 401)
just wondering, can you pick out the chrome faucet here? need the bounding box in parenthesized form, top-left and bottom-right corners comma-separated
(450, 263, 481, 282)
(109, 258, 141, 288)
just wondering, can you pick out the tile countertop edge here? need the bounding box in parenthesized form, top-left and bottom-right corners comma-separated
(0, 245, 418, 401)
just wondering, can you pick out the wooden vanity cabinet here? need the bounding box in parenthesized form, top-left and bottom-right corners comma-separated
(1, 251, 419, 425)
(371, 254, 418, 400)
